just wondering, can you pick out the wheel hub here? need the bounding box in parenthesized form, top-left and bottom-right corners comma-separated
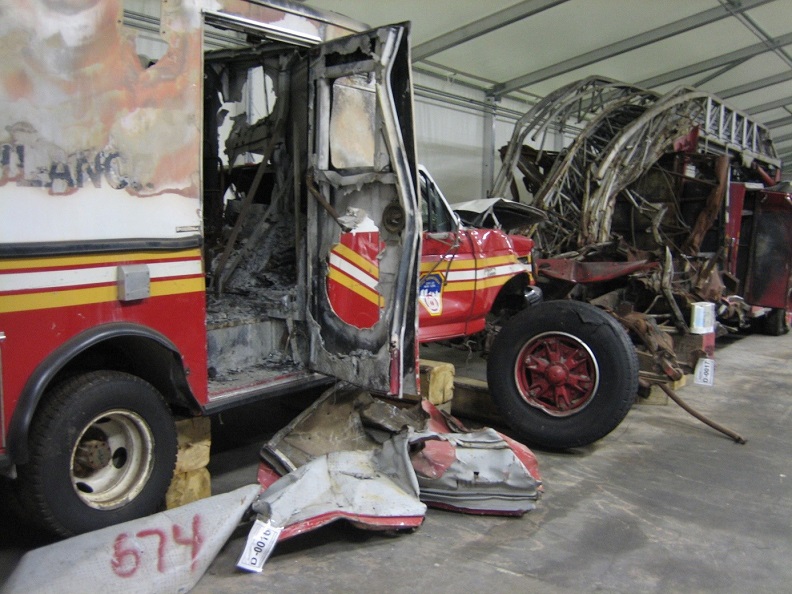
(74, 438, 112, 475)
(515, 332, 599, 417)
(545, 364, 568, 385)
(70, 410, 154, 509)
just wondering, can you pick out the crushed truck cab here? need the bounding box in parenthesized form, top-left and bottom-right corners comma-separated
(416, 166, 639, 451)
(417, 167, 541, 343)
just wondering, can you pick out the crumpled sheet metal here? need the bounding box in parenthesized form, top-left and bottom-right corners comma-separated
(415, 398, 542, 515)
(259, 387, 428, 476)
(0, 484, 260, 594)
(255, 384, 542, 538)
(410, 429, 541, 515)
(252, 432, 426, 540)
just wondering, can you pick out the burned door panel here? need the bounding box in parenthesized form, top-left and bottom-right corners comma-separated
(307, 25, 419, 396)
(745, 189, 792, 310)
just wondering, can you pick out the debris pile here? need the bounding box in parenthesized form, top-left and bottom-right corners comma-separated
(240, 385, 542, 570)
(488, 76, 788, 382)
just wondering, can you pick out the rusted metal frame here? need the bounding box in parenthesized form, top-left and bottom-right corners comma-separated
(644, 379, 747, 444)
(533, 93, 654, 213)
(576, 100, 659, 246)
(563, 101, 655, 219)
(682, 154, 730, 256)
(492, 77, 646, 198)
(528, 94, 655, 251)
(595, 88, 705, 179)
(619, 187, 671, 249)
(583, 91, 709, 245)
(659, 248, 690, 334)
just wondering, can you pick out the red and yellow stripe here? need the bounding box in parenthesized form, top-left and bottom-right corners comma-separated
(0, 249, 205, 314)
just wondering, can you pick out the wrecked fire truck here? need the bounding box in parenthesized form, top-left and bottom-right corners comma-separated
(488, 77, 788, 386)
(0, 1, 639, 537)
(416, 166, 637, 451)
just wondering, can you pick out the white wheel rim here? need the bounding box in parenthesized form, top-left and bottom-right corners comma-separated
(70, 409, 155, 510)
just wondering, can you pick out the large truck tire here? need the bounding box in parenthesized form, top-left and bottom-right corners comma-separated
(17, 371, 177, 537)
(487, 300, 638, 449)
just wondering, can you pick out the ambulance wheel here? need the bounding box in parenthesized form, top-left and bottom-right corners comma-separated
(487, 300, 638, 449)
(17, 371, 177, 536)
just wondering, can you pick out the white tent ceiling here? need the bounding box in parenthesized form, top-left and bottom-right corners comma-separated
(299, 0, 792, 177)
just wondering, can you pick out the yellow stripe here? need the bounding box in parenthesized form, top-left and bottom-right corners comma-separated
(328, 268, 383, 307)
(441, 276, 514, 293)
(419, 254, 517, 273)
(332, 243, 379, 279)
(420, 258, 473, 273)
(151, 277, 205, 297)
(0, 249, 202, 271)
(477, 276, 514, 290)
(442, 280, 475, 292)
(483, 255, 519, 267)
(0, 277, 205, 314)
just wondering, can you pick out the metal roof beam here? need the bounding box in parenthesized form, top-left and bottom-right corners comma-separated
(772, 132, 792, 143)
(718, 0, 792, 70)
(766, 115, 792, 129)
(718, 70, 792, 99)
(637, 31, 792, 88)
(412, 0, 569, 62)
(747, 96, 792, 115)
(489, 0, 775, 97)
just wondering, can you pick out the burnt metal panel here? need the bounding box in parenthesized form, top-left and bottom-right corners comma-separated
(306, 24, 419, 397)
(745, 190, 792, 309)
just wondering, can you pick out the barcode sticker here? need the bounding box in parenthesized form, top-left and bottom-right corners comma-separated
(237, 518, 282, 573)
(694, 358, 715, 386)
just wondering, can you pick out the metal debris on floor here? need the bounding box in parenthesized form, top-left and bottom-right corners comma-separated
(0, 485, 260, 594)
(240, 384, 543, 572)
(1, 387, 543, 590)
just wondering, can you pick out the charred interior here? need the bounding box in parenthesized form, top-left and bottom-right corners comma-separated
(200, 22, 310, 387)
(195, 19, 419, 396)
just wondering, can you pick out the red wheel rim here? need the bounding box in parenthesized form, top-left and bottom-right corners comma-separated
(513, 331, 599, 417)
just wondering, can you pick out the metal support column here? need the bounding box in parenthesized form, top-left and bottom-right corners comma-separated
(482, 95, 497, 197)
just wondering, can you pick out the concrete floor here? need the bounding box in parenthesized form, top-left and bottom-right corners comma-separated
(2, 331, 792, 593)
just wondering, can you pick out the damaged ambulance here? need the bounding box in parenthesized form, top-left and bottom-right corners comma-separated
(0, 0, 419, 536)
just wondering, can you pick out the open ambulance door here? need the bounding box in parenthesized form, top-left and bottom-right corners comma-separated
(306, 24, 420, 397)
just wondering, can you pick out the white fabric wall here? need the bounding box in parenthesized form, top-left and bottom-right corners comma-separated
(414, 92, 487, 203)
(412, 71, 549, 204)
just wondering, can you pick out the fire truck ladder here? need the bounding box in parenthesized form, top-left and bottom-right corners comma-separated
(583, 89, 780, 247)
(496, 80, 781, 255)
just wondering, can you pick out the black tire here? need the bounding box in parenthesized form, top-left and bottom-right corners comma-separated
(17, 371, 177, 537)
(487, 300, 638, 449)
(762, 308, 789, 336)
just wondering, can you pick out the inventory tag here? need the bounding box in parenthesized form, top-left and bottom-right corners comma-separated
(694, 358, 715, 386)
(237, 518, 282, 573)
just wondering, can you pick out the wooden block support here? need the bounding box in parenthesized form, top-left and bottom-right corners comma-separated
(166, 468, 211, 510)
(174, 417, 211, 474)
(450, 376, 503, 425)
(166, 417, 212, 509)
(419, 359, 455, 407)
